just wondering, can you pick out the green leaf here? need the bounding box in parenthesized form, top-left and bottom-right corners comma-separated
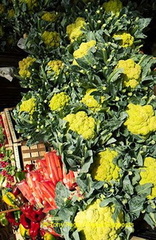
(144, 212, 156, 228)
(138, 18, 151, 31)
(112, 204, 123, 222)
(107, 68, 122, 83)
(128, 195, 145, 218)
(136, 183, 153, 196)
(100, 198, 113, 207)
(131, 171, 141, 186)
(72, 230, 80, 240)
(137, 153, 143, 166)
(58, 208, 73, 220)
(15, 171, 26, 182)
(55, 182, 70, 207)
(106, 137, 117, 145)
(76, 174, 94, 198)
(93, 181, 105, 190)
(0, 175, 5, 188)
(123, 175, 134, 195)
(80, 154, 93, 173)
(100, 197, 118, 207)
(86, 31, 96, 41)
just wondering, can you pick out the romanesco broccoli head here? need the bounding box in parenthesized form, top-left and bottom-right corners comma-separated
(66, 17, 86, 42)
(81, 89, 104, 112)
(73, 40, 96, 64)
(19, 0, 38, 9)
(64, 111, 96, 139)
(140, 157, 156, 199)
(41, 11, 58, 22)
(0, 4, 5, 14)
(49, 92, 70, 111)
(124, 103, 156, 135)
(113, 32, 134, 47)
(116, 59, 141, 88)
(19, 98, 36, 114)
(47, 60, 64, 75)
(41, 31, 60, 47)
(103, 0, 122, 15)
(19, 57, 36, 78)
(74, 199, 125, 240)
(90, 148, 120, 181)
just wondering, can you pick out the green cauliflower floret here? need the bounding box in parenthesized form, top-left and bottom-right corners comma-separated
(90, 148, 120, 181)
(81, 89, 105, 112)
(103, 0, 123, 15)
(19, 98, 36, 115)
(115, 59, 141, 88)
(63, 111, 96, 139)
(75, 199, 132, 240)
(49, 92, 70, 111)
(140, 157, 156, 199)
(124, 103, 156, 135)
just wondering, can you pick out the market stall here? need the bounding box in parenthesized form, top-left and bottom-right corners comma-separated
(0, 0, 156, 239)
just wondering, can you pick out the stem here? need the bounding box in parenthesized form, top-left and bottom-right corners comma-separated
(0, 208, 20, 214)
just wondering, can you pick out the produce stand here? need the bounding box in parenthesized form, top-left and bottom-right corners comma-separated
(1, 0, 156, 240)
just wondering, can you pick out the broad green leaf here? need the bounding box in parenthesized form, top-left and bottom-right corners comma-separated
(136, 183, 153, 196)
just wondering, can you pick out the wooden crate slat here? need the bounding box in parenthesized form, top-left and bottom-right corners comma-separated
(21, 141, 46, 167)
(131, 237, 146, 240)
(2, 108, 47, 169)
(23, 156, 43, 161)
(5, 143, 22, 170)
(13, 143, 22, 170)
(4, 108, 22, 143)
(1, 111, 12, 145)
(22, 148, 46, 153)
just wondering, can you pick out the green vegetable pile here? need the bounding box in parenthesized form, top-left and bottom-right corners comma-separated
(1, 0, 156, 239)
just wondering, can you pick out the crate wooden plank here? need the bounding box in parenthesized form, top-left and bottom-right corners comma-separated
(4, 108, 22, 143)
(5, 143, 27, 170)
(21, 141, 46, 167)
(1, 111, 12, 145)
(131, 237, 146, 240)
(14, 231, 23, 240)
(5, 143, 22, 170)
(13, 143, 22, 170)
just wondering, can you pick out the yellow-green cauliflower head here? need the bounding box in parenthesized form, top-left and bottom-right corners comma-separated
(64, 111, 96, 140)
(140, 157, 156, 199)
(90, 148, 120, 181)
(124, 103, 156, 135)
(75, 199, 127, 240)
(66, 17, 86, 42)
(116, 59, 141, 88)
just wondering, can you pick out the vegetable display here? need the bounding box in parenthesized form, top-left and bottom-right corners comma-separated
(0, 0, 156, 239)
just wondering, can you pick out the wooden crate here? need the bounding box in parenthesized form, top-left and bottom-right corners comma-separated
(5, 143, 22, 170)
(0, 108, 22, 146)
(21, 141, 46, 166)
(3, 108, 22, 144)
(5, 141, 47, 169)
(1, 107, 47, 169)
(0, 111, 12, 145)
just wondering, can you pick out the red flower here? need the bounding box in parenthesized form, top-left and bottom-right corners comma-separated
(0, 161, 9, 168)
(7, 174, 14, 182)
(1, 169, 7, 176)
